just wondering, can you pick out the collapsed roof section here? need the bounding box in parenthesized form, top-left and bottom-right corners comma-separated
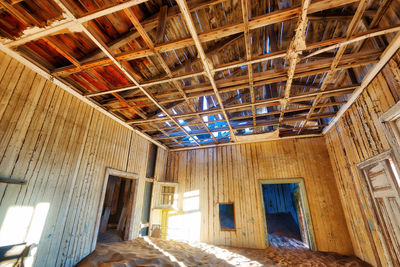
(0, 0, 399, 149)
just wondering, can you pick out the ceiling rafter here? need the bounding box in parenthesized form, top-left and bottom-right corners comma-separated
(148, 112, 337, 139)
(176, 0, 237, 141)
(138, 102, 345, 133)
(103, 52, 376, 113)
(127, 85, 357, 125)
(79, 0, 226, 62)
(1, 0, 399, 148)
(2, 0, 149, 47)
(297, 0, 368, 134)
(124, 7, 218, 144)
(240, 0, 256, 131)
(50, 0, 201, 146)
(77, 24, 399, 98)
(47, 0, 359, 77)
(278, 0, 311, 128)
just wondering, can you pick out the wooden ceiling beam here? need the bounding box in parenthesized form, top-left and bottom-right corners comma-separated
(101, 53, 370, 108)
(240, 0, 256, 130)
(42, 36, 81, 67)
(82, 25, 390, 97)
(324, 36, 400, 134)
(0, 0, 42, 26)
(49, 0, 200, 147)
(124, 7, 218, 144)
(40, 21, 154, 127)
(142, 101, 344, 132)
(2, 0, 150, 47)
(351, 0, 392, 53)
(176, 0, 237, 141)
(298, 0, 368, 134)
(86, 45, 379, 104)
(149, 112, 336, 139)
(127, 85, 356, 124)
(50, 0, 362, 77)
(78, 0, 226, 62)
(278, 0, 311, 128)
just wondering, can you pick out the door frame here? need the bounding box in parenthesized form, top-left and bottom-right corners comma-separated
(357, 150, 400, 266)
(92, 168, 139, 250)
(381, 101, 400, 166)
(258, 178, 316, 250)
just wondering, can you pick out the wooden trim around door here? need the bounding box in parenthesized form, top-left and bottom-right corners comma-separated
(91, 168, 139, 250)
(258, 178, 316, 250)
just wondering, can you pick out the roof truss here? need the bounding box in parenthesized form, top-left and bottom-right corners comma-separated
(0, 0, 399, 149)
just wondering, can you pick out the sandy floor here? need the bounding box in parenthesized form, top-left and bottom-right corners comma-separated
(77, 237, 370, 267)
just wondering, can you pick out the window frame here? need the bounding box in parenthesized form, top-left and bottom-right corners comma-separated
(218, 202, 236, 231)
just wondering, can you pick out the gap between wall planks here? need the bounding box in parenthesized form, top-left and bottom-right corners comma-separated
(165, 137, 353, 254)
(325, 48, 400, 266)
(0, 50, 169, 266)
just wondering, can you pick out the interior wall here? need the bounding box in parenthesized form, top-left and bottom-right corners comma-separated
(0, 51, 167, 267)
(166, 138, 353, 254)
(325, 50, 400, 266)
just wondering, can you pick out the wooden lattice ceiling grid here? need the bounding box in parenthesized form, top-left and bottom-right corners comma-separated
(0, 0, 400, 149)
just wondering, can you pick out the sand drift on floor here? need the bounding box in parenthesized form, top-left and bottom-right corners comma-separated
(77, 237, 370, 266)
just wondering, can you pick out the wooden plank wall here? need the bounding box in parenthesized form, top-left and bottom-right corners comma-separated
(0, 51, 167, 267)
(325, 50, 400, 266)
(166, 137, 353, 255)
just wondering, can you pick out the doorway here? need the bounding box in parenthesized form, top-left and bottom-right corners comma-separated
(95, 169, 138, 244)
(259, 179, 316, 250)
(357, 150, 400, 266)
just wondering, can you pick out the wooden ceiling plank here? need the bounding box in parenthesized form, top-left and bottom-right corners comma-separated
(0, 0, 41, 26)
(52, 22, 399, 78)
(57, 26, 389, 99)
(298, 0, 368, 134)
(324, 34, 400, 134)
(3, 0, 150, 48)
(50, 0, 201, 147)
(99, 52, 373, 108)
(79, 0, 226, 62)
(176, 0, 237, 141)
(125, 6, 218, 144)
(84, 24, 201, 146)
(42, 36, 81, 67)
(48, 0, 363, 76)
(126, 84, 356, 124)
(240, 0, 256, 131)
(278, 0, 311, 129)
(155, 6, 168, 44)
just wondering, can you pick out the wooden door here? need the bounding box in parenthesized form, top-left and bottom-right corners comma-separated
(358, 151, 400, 266)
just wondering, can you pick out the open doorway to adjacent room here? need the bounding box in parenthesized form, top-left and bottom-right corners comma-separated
(95, 169, 139, 244)
(259, 179, 316, 250)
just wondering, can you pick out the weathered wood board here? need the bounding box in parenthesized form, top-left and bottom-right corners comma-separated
(166, 137, 353, 254)
(325, 49, 400, 266)
(0, 51, 167, 267)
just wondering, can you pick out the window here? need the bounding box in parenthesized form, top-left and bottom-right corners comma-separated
(160, 186, 175, 206)
(153, 182, 178, 209)
(219, 203, 235, 230)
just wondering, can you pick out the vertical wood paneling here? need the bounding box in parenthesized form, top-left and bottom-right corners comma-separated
(325, 50, 400, 266)
(166, 138, 352, 254)
(0, 52, 168, 267)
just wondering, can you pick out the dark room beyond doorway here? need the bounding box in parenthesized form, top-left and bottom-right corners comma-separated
(262, 182, 310, 248)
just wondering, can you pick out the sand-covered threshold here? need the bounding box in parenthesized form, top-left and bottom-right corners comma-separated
(76, 237, 370, 266)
